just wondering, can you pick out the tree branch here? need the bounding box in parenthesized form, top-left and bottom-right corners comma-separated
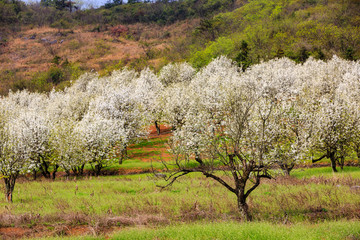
(312, 154, 327, 163)
(203, 172, 236, 194)
(244, 174, 271, 199)
(156, 170, 192, 189)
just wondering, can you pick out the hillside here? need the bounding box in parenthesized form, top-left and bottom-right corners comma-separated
(187, 0, 360, 68)
(0, 0, 359, 94)
(0, 20, 196, 94)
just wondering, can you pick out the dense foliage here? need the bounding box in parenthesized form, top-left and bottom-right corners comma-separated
(187, 0, 360, 68)
(0, 0, 235, 28)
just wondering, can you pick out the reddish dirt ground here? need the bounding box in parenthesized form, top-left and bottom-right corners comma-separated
(0, 225, 119, 239)
(127, 124, 173, 163)
(0, 227, 32, 239)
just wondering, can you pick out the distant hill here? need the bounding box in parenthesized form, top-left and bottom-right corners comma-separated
(0, 0, 359, 94)
(186, 0, 360, 69)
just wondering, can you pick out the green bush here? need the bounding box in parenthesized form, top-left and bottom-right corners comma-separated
(190, 37, 235, 69)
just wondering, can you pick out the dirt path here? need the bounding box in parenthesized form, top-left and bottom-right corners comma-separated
(127, 124, 172, 163)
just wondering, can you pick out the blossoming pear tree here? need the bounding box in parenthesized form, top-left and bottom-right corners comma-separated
(163, 57, 304, 220)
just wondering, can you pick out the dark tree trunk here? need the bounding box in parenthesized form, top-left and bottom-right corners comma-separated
(51, 164, 59, 180)
(154, 121, 161, 135)
(79, 163, 85, 175)
(329, 151, 338, 172)
(237, 192, 251, 221)
(40, 160, 51, 178)
(94, 163, 102, 176)
(80, 164, 85, 175)
(279, 162, 294, 176)
(33, 169, 37, 180)
(4, 173, 18, 203)
(69, 0, 72, 12)
(337, 157, 345, 170)
(72, 163, 85, 176)
(119, 146, 127, 164)
(284, 168, 291, 176)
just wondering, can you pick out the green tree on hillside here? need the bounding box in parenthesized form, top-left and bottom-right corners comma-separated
(235, 40, 251, 71)
(0, 0, 23, 24)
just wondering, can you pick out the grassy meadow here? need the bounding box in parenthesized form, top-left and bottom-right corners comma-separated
(69, 221, 360, 240)
(1, 166, 360, 239)
(1, 135, 360, 239)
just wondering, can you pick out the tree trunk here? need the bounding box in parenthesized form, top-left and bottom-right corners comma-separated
(52, 164, 59, 180)
(279, 163, 294, 176)
(154, 121, 160, 135)
(40, 160, 51, 178)
(79, 163, 85, 175)
(94, 163, 102, 176)
(33, 169, 37, 180)
(237, 194, 251, 221)
(73, 164, 85, 176)
(4, 174, 17, 203)
(329, 151, 338, 172)
(69, 0, 72, 12)
(72, 164, 85, 176)
(119, 146, 127, 164)
(337, 157, 345, 170)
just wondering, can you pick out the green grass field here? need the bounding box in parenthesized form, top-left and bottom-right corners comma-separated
(1, 135, 360, 239)
(39, 221, 360, 240)
(1, 167, 360, 226)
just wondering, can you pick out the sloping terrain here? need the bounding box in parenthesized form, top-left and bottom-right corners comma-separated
(0, 20, 196, 94)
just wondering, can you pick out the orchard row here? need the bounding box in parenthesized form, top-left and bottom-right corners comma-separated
(0, 56, 359, 208)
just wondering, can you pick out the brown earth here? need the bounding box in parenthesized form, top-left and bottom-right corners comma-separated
(0, 20, 197, 94)
(0, 213, 170, 239)
(127, 124, 172, 163)
(0, 225, 113, 239)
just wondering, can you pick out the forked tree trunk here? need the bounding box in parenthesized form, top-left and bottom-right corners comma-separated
(4, 174, 18, 203)
(72, 164, 85, 176)
(237, 192, 251, 221)
(279, 163, 294, 176)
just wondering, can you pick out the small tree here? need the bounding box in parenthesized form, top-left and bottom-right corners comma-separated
(50, 120, 86, 177)
(76, 113, 121, 176)
(156, 62, 195, 134)
(0, 128, 29, 202)
(132, 68, 163, 136)
(0, 102, 33, 202)
(270, 97, 306, 176)
(16, 110, 55, 179)
(301, 57, 355, 172)
(235, 40, 252, 71)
